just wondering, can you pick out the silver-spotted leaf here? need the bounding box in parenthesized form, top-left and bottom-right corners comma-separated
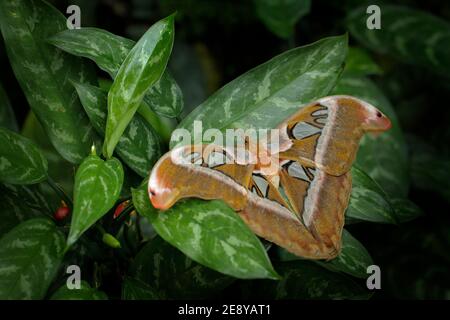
(0, 82, 18, 131)
(347, 167, 396, 224)
(255, 0, 311, 39)
(128, 236, 233, 299)
(132, 185, 279, 280)
(344, 47, 382, 76)
(278, 229, 373, 279)
(74, 82, 162, 177)
(50, 281, 108, 300)
(48, 27, 183, 119)
(104, 14, 175, 158)
(122, 277, 160, 300)
(318, 230, 373, 279)
(0, 218, 65, 299)
(347, 5, 450, 76)
(0, 0, 99, 163)
(246, 260, 371, 299)
(0, 127, 48, 185)
(67, 155, 124, 247)
(173, 35, 347, 147)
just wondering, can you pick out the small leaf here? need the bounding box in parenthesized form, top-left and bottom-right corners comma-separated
(129, 236, 233, 299)
(0, 218, 65, 299)
(173, 35, 347, 147)
(50, 281, 107, 300)
(0, 127, 48, 185)
(132, 184, 279, 280)
(332, 75, 409, 198)
(278, 230, 373, 279)
(347, 167, 396, 224)
(21, 111, 75, 198)
(347, 5, 450, 76)
(318, 230, 373, 279)
(104, 14, 175, 158)
(246, 260, 371, 299)
(344, 47, 382, 76)
(122, 277, 160, 300)
(391, 198, 423, 223)
(0, 82, 18, 131)
(74, 82, 162, 177)
(48, 27, 183, 119)
(67, 155, 124, 247)
(0, 0, 99, 163)
(254, 0, 311, 39)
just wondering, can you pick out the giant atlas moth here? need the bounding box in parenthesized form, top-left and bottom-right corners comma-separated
(148, 95, 392, 259)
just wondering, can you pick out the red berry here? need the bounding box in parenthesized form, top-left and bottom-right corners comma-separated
(54, 206, 70, 221)
(113, 200, 129, 219)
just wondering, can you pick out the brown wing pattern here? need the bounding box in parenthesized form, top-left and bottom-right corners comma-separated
(168, 144, 350, 259)
(149, 96, 392, 260)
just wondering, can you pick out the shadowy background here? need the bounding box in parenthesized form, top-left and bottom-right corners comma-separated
(1, 0, 449, 299)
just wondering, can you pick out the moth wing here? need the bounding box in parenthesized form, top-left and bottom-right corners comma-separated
(278, 159, 352, 250)
(276, 99, 363, 176)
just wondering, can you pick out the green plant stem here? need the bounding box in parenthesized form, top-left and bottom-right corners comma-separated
(46, 176, 73, 208)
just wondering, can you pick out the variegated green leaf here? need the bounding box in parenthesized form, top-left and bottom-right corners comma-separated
(318, 230, 373, 279)
(278, 229, 373, 279)
(347, 5, 450, 76)
(0, 185, 44, 236)
(0, 0, 99, 163)
(173, 35, 347, 147)
(333, 75, 409, 198)
(104, 14, 175, 158)
(21, 111, 75, 199)
(255, 0, 311, 39)
(122, 277, 160, 300)
(344, 47, 382, 76)
(50, 281, 108, 300)
(391, 198, 423, 223)
(0, 127, 48, 185)
(347, 167, 396, 224)
(67, 155, 124, 247)
(0, 218, 65, 299)
(0, 82, 18, 131)
(74, 82, 162, 177)
(132, 185, 279, 280)
(246, 260, 371, 299)
(48, 27, 183, 119)
(128, 236, 233, 299)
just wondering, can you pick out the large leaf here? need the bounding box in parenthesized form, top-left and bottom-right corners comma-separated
(0, 127, 48, 185)
(255, 0, 311, 39)
(278, 229, 373, 279)
(347, 167, 396, 224)
(67, 155, 124, 247)
(332, 75, 409, 198)
(0, 82, 18, 131)
(0, 218, 65, 299)
(74, 82, 162, 177)
(128, 236, 233, 299)
(173, 35, 347, 147)
(347, 5, 450, 76)
(0, 0, 99, 163)
(132, 184, 279, 280)
(104, 14, 175, 158)
(245, 260, 371, 299)
(50, 281, 107, 300)
(48, 27, 183, 119)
